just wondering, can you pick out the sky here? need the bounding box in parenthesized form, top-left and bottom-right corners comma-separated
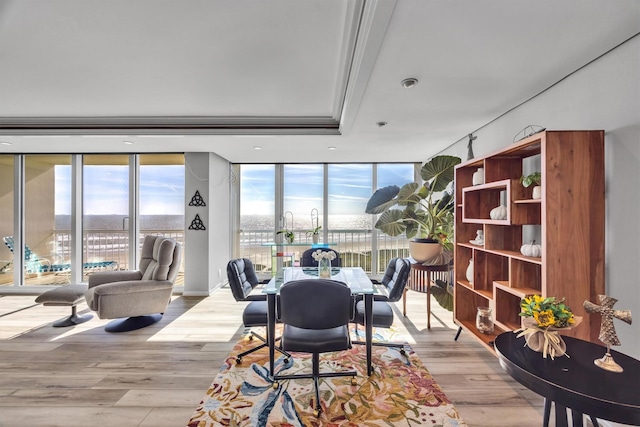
(240, 163, 414, 219)
(55, 162, 414, 219)
(55, 165, 185, 215)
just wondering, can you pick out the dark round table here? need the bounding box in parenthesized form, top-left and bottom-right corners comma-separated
(494, 332, 640, 427)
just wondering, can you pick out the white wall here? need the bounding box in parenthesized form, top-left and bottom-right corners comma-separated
(183, 152, 231, 296)
(437, 36, 640, 358)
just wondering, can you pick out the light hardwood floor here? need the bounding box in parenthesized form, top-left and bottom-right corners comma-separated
(0, 287, 546, 427)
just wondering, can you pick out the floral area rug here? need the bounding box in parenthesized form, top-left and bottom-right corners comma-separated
(188, 328, 467, 427)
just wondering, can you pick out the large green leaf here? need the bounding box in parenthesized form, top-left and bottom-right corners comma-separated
(374, 209, 406, 236)
(396, 182, 420, 207)
(365, 185, 400, 214)
(431, 279, 453, 311)
(420, 155, 461, 192)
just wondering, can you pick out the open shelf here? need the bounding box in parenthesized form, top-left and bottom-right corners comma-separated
(454, 130, 605, 348)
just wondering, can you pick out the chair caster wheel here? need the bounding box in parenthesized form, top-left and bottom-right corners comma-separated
(284, 358, 289, 364)
(350, 377, 357, 386)
(236, 357, 242, 364)
(272, 382, 279, 390)
(400, 349, 406, 356)
(313, 408, 321, 417)
(248, 335, 254, 341)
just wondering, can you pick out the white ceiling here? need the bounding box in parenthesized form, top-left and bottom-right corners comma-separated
(0, 0, 639, 163)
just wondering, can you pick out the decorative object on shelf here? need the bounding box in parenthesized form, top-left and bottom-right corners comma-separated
(472, 167, 484, 186)
(583, 295, 633, 373)
(307, 208, 321, 244)
(365, 155, 461, 262)
(520, 240, 542, 257)
(276, 229, 295, 244)
(277, 211, 295, 243)
(311, 249, 336, 279)
(489, 204, 507, 220)
(516, 295, 580, 360)
(469, 230, 484, 245)
(520, 172, 542, 199)
(188, 214, 206, 231)
(467, 133, 477, 160)
(476, 306, 494, 334)
(513, 125, 546, 143)
(465, 258, 473, 283)
(188, 190, 206, 207)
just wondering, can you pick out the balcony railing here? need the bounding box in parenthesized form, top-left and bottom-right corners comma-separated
(238, 228, 409, 275)
(1, 228, 408, 286)
(0, 230, 185, 286)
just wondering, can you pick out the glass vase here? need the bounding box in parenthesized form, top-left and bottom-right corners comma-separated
(475, 306, 494, 334)
(318, 258, 331, 279)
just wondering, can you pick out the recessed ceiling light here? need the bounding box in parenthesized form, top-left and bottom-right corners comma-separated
(328, 146, 337, 150)
(253, 146, 262, 150)
(123, 140, 134, 145)
(401, 78, 418, 88)
(0, 141, 12, 146)
(376, 121, 388, 127)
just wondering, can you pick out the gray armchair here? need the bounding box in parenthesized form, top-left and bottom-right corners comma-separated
(85, 235, 181, 332)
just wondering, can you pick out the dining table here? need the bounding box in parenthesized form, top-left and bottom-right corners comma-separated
(264, 266, 376, 377)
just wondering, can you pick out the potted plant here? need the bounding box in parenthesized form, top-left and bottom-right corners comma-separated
(306, 225, 321, 244)
(520, 172, 542, 199)
(307, 208, 321, 244)
(276, 229, 295, 244)
(365, 155, 461, 262)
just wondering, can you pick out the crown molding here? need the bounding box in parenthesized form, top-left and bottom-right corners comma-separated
(0, 116, 341, 135)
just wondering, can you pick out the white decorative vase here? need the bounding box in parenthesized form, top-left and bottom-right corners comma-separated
(472, 168, 484, 186)
(409, 240, 442, 263)
(312, 234, 319, 244)
(532, 185, 542, 200)
(466, 258, 474, 283)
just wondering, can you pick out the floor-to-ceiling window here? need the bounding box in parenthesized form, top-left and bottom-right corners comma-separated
(234, 162, 417, 276)
(238, 164, 275, 272)
(24, 155, 73, 285)
(0, 156, 14, 286)
(83, 155, 131, 276)
(328, 164, 372, 268)
(375, 163, 416, 273)
(139, 154, 185, 276)
(283, 164, 323, 243)
(1, 153, 185, 287)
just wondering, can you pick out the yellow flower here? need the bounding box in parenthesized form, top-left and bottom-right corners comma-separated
(533, 309, 556, 327)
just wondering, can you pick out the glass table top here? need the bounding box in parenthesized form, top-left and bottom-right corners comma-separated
(264, 267, 375, 295)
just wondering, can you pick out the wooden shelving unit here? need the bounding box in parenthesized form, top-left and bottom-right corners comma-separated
(453, 130, 605, 348)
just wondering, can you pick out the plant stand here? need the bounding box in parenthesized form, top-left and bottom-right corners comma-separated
(403, 262, 451, 329)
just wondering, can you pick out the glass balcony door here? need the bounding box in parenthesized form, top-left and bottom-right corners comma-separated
(139, 154, 185, 282)
(0, 156, 14, 286)
(22, 155, 73, 285)
(83, 155, 131, 280)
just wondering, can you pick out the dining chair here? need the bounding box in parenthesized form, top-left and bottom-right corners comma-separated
(226, 258, 290, 364)
(299, 248, 341, 267)
(273, 278, 357, 417)
(353, 257, 411, 355)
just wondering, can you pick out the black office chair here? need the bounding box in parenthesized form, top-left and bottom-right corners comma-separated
(353, 257, 411, 355)
(299, 248, 341, 267)
(273, 279, 357, 417)
(226, 258, 290, 364)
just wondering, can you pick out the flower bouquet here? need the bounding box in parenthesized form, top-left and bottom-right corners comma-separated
(515, 295, 582, 359)
(311, 249, 336, 279)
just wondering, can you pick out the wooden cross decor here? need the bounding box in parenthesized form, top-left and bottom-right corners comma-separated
(583, 295, 632, 346)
